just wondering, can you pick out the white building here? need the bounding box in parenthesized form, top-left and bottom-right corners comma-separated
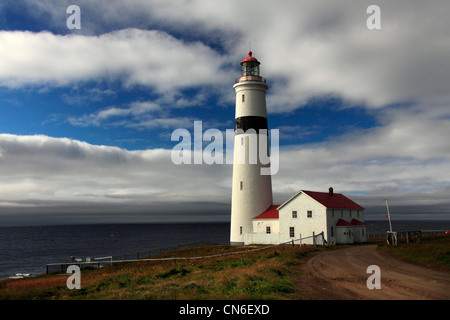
(244, 187, 366, 245)
(230, 51, 273, 245)
(229, 52, 366, 246)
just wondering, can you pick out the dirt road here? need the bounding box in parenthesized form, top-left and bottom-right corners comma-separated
(294, 244, 450, 300)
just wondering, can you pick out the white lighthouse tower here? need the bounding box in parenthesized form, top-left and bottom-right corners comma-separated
(230, 51, 273, 245)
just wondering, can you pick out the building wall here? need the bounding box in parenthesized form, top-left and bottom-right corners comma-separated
(326, 208, 365, 244)
(233, 82, 268, 118)
(253, 219, 280, 234)
(278, 192, 327, 245)
(243, 191, 366, 245)
(336, 226, 354, 244)
(230, 81, 272, 245)
(244, 232, 280, 245)
(230, 158, 272, 244)
(353, 226, 366, 242)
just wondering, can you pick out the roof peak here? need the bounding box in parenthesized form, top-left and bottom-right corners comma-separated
(278, 189, 364, 210)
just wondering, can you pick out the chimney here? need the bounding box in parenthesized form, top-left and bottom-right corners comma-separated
(329, 187, 334, 196)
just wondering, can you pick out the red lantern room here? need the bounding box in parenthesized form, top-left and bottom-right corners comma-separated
(236, 51, 266, 84)
(240, 51, 260, 76)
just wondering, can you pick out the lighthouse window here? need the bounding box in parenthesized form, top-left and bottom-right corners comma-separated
(289, 227, 295, 238)
(240, 181, 243, 190)
(292, 211, 297, 218)
(242, 94, 245, 102)
(266, 226, 271, 234)
(240, 226, 242, 235)
(307, 210, 313, 218)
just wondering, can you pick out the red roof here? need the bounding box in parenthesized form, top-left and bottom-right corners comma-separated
(253, 205, 279, 219)
(336, 219, 352, 227)
(241, 51, 260, 65)
(351, 219, 367, 226)
(302, 190, 364, 210)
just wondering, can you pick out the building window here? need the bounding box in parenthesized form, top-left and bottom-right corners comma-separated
(242, 94, 245, 102)
(331, 227, 334, 237)
(341, 209, 344, 218)
(241, 137, 244, 145)
(289, 227, 295, 238)
(240, 181, 243, 190)
(331, 209, 335, 218)
(240, 226, 242, 235)
(266, 226, 271, 234)
(292, 211, 297, 218)
(357, 210, 360, 218)
(307, 210, 312, 218)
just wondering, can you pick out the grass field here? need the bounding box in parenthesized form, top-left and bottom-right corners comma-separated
(1, 235, 448, 300)
(0, 244, 323, 300)
(378, 234, 450, 271)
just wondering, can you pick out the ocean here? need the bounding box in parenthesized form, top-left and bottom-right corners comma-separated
(1, 220, 449, 280)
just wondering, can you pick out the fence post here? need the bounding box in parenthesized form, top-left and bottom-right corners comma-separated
(313, 231, 316, 247)
(299, 233, 302, 247)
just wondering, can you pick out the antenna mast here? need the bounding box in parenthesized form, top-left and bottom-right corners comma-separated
(386, 197, 393, 233)
(385, 197, 397, 245)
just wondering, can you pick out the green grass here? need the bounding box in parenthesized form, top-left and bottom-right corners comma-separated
(0, 244, 321, 300)
(1, 236, 448, 300)
(378, 234, 450, 270)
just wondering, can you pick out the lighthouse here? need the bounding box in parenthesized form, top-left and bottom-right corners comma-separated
(230, 51, 273, 245)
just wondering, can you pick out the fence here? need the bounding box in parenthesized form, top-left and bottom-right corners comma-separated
(46, 233, 326, 275)
(108, 240, 221, 261)
(368, 229, 447, 239)
(368, 229, 448, 246)
(296, 231, 326, 246)
(46, 239, 221, 274)
(46, 228, 448, 274)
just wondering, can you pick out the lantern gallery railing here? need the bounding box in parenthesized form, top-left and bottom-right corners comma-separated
(235, 75, 266, 83)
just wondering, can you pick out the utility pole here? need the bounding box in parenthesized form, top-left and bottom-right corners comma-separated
(386, 197, 393, 233)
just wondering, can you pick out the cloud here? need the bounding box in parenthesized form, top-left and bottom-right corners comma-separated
(42, 0, 448, 111)
(3, 1, 450, 113)
(0, 28, 232, 92)
(1, 1, 449, 223)
(67, 99, 197, 129)
(0, 131, 449, 224)
(0, 134, 232, 209)
(272, 103, 450, 205)
(61, 88, 116, 105)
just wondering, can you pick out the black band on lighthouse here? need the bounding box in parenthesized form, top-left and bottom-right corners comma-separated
(235, 116, 268, 134)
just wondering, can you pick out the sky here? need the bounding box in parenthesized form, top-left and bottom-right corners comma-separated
(0, 0, 449, 226)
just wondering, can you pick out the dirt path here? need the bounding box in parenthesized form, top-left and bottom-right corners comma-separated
(294, 244, 450, 300)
